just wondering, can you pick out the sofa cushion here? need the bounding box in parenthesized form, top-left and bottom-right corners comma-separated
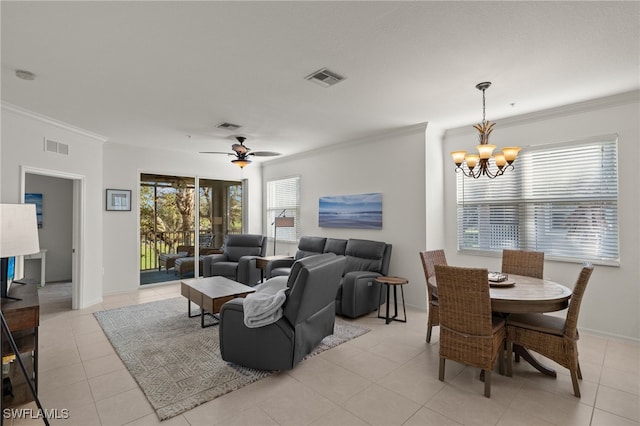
(295, 236, 327, 260)
(226, 246, 259, 262)
(324, 238, 348, 256)
(344, 239, 386, 274)
(224, 234, 265, 262)
(211, 261, 239, 277)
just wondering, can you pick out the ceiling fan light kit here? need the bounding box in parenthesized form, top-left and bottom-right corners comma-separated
(450, 82, 521, 179)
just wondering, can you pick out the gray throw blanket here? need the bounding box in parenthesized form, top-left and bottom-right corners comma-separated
(243, 277, 288, 328)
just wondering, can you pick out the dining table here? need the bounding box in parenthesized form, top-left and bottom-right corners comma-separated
(428, 273, 573, 377)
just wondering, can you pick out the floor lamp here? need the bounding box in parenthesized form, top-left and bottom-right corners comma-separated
(1, 203, 48, 424)
(273, 216, 295, 256)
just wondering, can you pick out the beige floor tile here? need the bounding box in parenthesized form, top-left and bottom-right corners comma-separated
(70, 314, 104, 335)
(77, 339, 117, 362)
(600, 364, 640, 396)
(256, 378, 336, 426)
(88, 368, 139, 402)
(73, 329, 110, 347)
(49, 402, 101, 426)
(595, 385, 640, 422)
(83, 353, 126, 379)
(38, 346, 82, 373)
(183, 374, 296, 426)
(288, 355, 371, 404)
(425, 385, 508, 426)
(578, 333, 608, 365)
(123, 413, 190, 426)
(591, 408, 640, 426)
(510, 387, 595, 425)
(510, 364, 598, 405)
(95, 387, 154, 426)
(604, 340, 640, 374)
(447, 366, 522, 406)
(39, 379, 95, 412)
(308, 406, 369, 426)
(318, 342, 402, 381)
(376, 356, 445, 405)
(342, 383, 421, 426)
(38, 362, 87, 393)
(211, 406, 278, 426)
(403, 406, 462, 425)
(495, 407, 554, 426)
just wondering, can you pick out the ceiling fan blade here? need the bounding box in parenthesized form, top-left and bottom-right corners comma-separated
(249, 151, 281, 157)
(199, 151, 234, 156)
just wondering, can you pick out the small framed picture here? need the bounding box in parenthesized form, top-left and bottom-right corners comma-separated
(106, 189, 132, 211)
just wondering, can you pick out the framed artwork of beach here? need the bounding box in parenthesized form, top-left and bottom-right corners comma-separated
(319, 192, 382, 229)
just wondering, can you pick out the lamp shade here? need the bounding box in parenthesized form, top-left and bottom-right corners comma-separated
(0, 203, 40, 257)
(274, 217, 295, 227)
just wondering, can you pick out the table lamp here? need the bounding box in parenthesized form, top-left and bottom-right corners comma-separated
(1, 203, 40, 301)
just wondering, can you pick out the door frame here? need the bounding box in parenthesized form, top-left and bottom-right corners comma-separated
(21, 166, 85, 309)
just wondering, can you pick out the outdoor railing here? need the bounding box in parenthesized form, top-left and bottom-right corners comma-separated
(140, 229, 240, 271)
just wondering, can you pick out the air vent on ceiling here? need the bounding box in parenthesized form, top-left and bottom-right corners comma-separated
(216, 122, 242, 131)
(44, 138, 69, 155)
(305, 68, 346, 87)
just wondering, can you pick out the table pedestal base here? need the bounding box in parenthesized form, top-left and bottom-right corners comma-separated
(513, 345, 557, 377)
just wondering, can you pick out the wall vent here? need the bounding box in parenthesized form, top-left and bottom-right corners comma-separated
(44, 138, 70, 155)
(216, 122, 242, 131)
(305, 68, 346, 87)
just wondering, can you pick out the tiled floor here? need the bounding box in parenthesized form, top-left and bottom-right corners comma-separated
(4, 281, 639, 426)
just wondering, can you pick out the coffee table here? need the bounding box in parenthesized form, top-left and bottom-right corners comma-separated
(181, 276, 256, 328)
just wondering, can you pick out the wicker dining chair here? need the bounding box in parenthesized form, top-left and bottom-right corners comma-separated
(506, 263, 594, 397)
(435, 265, 506, 398)
(501, 249, 544, 279)
(419, 250, 447, 342)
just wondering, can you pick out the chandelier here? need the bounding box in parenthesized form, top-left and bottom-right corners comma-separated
(450, 82, 521, 179)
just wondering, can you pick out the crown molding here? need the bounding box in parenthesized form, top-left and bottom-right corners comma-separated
(445, 90, 640, 137)
(1, 101, 109, 142)
(265, 122, 429, 167)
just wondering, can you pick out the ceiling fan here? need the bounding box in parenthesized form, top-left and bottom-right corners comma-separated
(200, 136, 281, 168)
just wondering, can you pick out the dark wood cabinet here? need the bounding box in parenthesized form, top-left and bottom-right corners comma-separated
(1, 283, 39, 408)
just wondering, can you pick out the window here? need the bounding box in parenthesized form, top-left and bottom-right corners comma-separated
(266, 176, 300, 242)
(456, 135, 619, 265)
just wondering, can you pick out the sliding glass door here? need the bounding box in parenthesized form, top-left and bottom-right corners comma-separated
(139, 174, 243, 284)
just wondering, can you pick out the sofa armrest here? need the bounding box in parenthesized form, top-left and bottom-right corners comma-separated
(339, 271, 383, 318)
(266, 258, 295, 278)
(236, 255, 260, 285)
(202, 254, 227, 277)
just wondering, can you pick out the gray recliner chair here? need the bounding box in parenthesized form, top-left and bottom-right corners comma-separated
(202, 234, 267, 285)
(219, 253, 346, 371)
(266, 236, 328, 278)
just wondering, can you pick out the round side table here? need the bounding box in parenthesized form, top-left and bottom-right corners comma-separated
(375, 276, 409, 324)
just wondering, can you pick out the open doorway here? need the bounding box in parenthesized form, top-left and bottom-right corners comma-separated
(139, 173, 244, 285)
(21, 167, 84, 311)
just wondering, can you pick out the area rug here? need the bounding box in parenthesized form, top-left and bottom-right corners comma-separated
(94, 297, 369, 421)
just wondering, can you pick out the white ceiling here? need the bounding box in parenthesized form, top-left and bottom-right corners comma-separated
(2, 1, 639, 161)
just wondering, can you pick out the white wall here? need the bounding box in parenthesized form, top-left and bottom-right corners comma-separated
(24, 174, 73, 282)
(263, 124, 428, 309)
(101, 142, 263, 295)
(1, 104, 105, 308)
(442, 92, 640, 340)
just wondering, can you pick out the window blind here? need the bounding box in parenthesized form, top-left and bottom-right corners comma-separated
(266, 176, 301, 242)
(457, 135, 619, 264)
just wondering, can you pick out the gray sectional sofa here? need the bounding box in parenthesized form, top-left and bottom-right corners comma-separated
(266, 236, 392, 318)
